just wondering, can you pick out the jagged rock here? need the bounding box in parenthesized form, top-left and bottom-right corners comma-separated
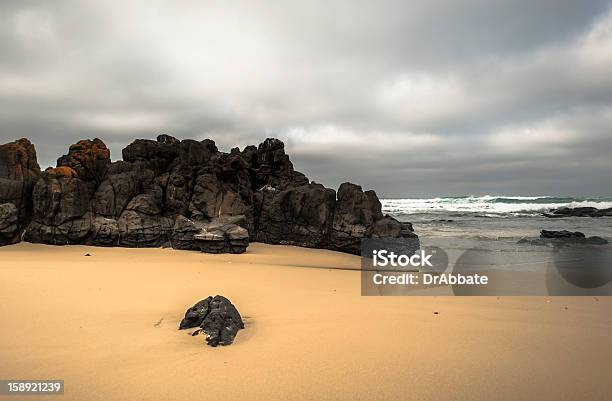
(250, 138, 309, 190)
(178, 139, 217, 166)
(254, 183, 336, 248)
(24, 213, 92, 245)
(0, 138, 41, 233)
(372, 216, 418, 239)
(126, 193, 162, 215)
(170, 215, 202, 250)
(179, 295, 244, 347)
(544, 207, 612, 218)
(0, 203, 19, 245)
(1, 136, 416, 254)
(31, 168, 90, 226)
(57, 138, 111, 195)
(330, 183, 384, 254)
(89, 216, 120, 246)
(189, 173, 249, 222)
(25, 167, 91, 244)
(117, 210, 173, 247)
(92, 162, 153, 218)
(156, 134, 179, 145)
(163, 167, 193, 216)
(122, 138, 179, 171)
(194, 218, 249, 254)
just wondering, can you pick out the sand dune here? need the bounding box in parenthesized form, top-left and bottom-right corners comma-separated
(0, 242, 611, 401)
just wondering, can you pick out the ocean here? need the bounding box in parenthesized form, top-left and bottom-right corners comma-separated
(380, 196, 612, 293)
(382, 195, 612, 240)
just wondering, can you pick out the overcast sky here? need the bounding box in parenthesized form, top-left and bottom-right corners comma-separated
(1, 0, 612, 197)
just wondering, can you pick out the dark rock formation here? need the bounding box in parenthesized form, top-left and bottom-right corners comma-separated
(1, 136, 415, 254)
(0, 139, 41, 232)
(24, 167, 91, 244)
(0, 203, 19, 245)
(543, 207, 612, 218)
(518, 230, 609, 246)
(57, 138, 111, 195)
(194, 218, 249, 254)
(330, 183, 417, 254)
(541, 230, 586, 239)
(179, 295, 244, 346)
(253, 183, 336, 248)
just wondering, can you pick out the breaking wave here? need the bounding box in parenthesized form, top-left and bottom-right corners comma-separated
(381, 196, 612, 216)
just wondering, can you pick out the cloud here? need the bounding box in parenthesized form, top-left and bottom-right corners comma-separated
(0, 0, 611, 197)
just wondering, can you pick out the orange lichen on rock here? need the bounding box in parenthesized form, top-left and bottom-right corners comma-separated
(45, 166, 78, 178)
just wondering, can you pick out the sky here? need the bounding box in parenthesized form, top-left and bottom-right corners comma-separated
(1, 0, 612, 198)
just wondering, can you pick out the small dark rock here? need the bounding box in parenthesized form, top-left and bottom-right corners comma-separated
(585, 236, 609, 245)
(540, 230, 585, 239)
(179, 295, 244, 347)
(518, 237, 549, 246)
(519, 230, 609, 246)
(544, 206, 612, 218)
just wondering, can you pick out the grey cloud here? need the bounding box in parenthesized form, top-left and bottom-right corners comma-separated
(0, 0, 611, 197)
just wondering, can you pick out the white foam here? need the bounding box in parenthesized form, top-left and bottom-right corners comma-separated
(381, 196, 612, 215)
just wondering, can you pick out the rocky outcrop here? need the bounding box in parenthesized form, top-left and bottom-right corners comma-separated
(179, 295, 244, 347)
(194, 219, 249, 254)
(170, 215, 249, 253)
(0, 203, 19, 245)
(57, 138, 111, 195)
(0, 139, 41, 232)
(544, 207, 612, 218)
(23, 167, 91, 245)
(253, 183, 336, 248)
(2, 135, 415, 254)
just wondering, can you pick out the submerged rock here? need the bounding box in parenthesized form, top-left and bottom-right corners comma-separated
(518, 230, 609, 246)
(584, 236, 609, 245)
(179, 295, 244, 347)
(540, 230, 586, 239)
(544, 207, 612, 218)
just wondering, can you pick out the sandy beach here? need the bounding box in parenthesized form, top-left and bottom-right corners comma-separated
(0, 242, 611, 401)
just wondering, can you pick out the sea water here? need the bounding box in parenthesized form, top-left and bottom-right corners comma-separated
(381, 196, 612, 275)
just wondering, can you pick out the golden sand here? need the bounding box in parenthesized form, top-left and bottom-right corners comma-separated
(0, 243, 610, 401)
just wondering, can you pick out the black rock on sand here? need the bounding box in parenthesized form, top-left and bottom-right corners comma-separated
(179, 296, 244, 347)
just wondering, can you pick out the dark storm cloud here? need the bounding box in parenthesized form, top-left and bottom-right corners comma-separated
(1, 0, 611, 197)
